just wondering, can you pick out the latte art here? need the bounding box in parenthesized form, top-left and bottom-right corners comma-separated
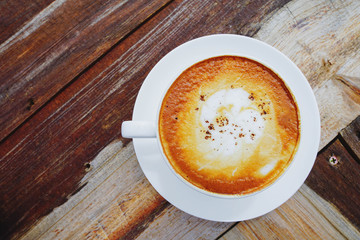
(159, 56, 300, 195)
(199, 88, 265, 156)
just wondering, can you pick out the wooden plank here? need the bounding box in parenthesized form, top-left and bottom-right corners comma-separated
(341, 115, 360, 161)
(20, 142, 167, 240)
(0, 0, 293, 239)
(254, 0, 360, 90)
(305, 138, 360, 229)
(2, 0, 360, 239)
(0, 0, 55, 44)
(0, 0, 171, 141)
(134, 205, 233, 240)
(315, 76, 360, 150)
(220, 185, 360, 240)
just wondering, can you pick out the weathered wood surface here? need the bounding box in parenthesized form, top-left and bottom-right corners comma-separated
(0, 0, 171, 141)
(220, 185, 359, 240)
(341, 115, 360, 161)
(0, 0, 55, 44)
(0, 0, 360, 239)
(306, 138, 360, 229)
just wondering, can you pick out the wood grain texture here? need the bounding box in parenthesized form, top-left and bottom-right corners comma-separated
(1, 0, 292, 239)
(254, 0, 360, 89)
(134, 205, 233, 240)
(220, 185, 360, 240)
(0, 0, 55, 44)
(20, 142, 167, 240)
(305, 139, 360, 229)
(0, 0, 171, 141)
(341, 115, 360, 161)
(1, 0, 360, 239)
(315, 75, 360, 150)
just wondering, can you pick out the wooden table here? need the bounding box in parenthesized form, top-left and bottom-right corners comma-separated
(1, 0, 360, 239)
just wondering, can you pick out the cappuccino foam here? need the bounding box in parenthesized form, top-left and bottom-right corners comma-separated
(200, 88, 265, 157)
(159, 56, 300, 195)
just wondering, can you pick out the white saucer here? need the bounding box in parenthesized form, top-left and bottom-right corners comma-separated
(132, 34, 320, 221)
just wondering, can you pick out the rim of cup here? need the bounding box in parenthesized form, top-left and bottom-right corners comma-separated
(154, 54, 301, 199)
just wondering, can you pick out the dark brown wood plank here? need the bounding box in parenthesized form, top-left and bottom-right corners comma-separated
(0, 0, 291, 239)
(305, 138, 360, 229)
(341, 115, 360, 161)
(0, 0, 171, 142)
(0, 0, 55, 44)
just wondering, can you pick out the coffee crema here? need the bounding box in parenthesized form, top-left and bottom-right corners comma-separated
(159, 56, 300, 195)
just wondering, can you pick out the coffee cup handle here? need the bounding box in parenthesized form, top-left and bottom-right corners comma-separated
(121, 121, 156, 138)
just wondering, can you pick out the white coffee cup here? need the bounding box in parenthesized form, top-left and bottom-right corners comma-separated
(121, 34, 320, 201)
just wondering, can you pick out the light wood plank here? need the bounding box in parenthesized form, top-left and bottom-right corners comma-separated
(254, 0, 360, 89)
(135, 206, 233, 240)
(220, 185, 360, 240)
(315, 75, 360, 150)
